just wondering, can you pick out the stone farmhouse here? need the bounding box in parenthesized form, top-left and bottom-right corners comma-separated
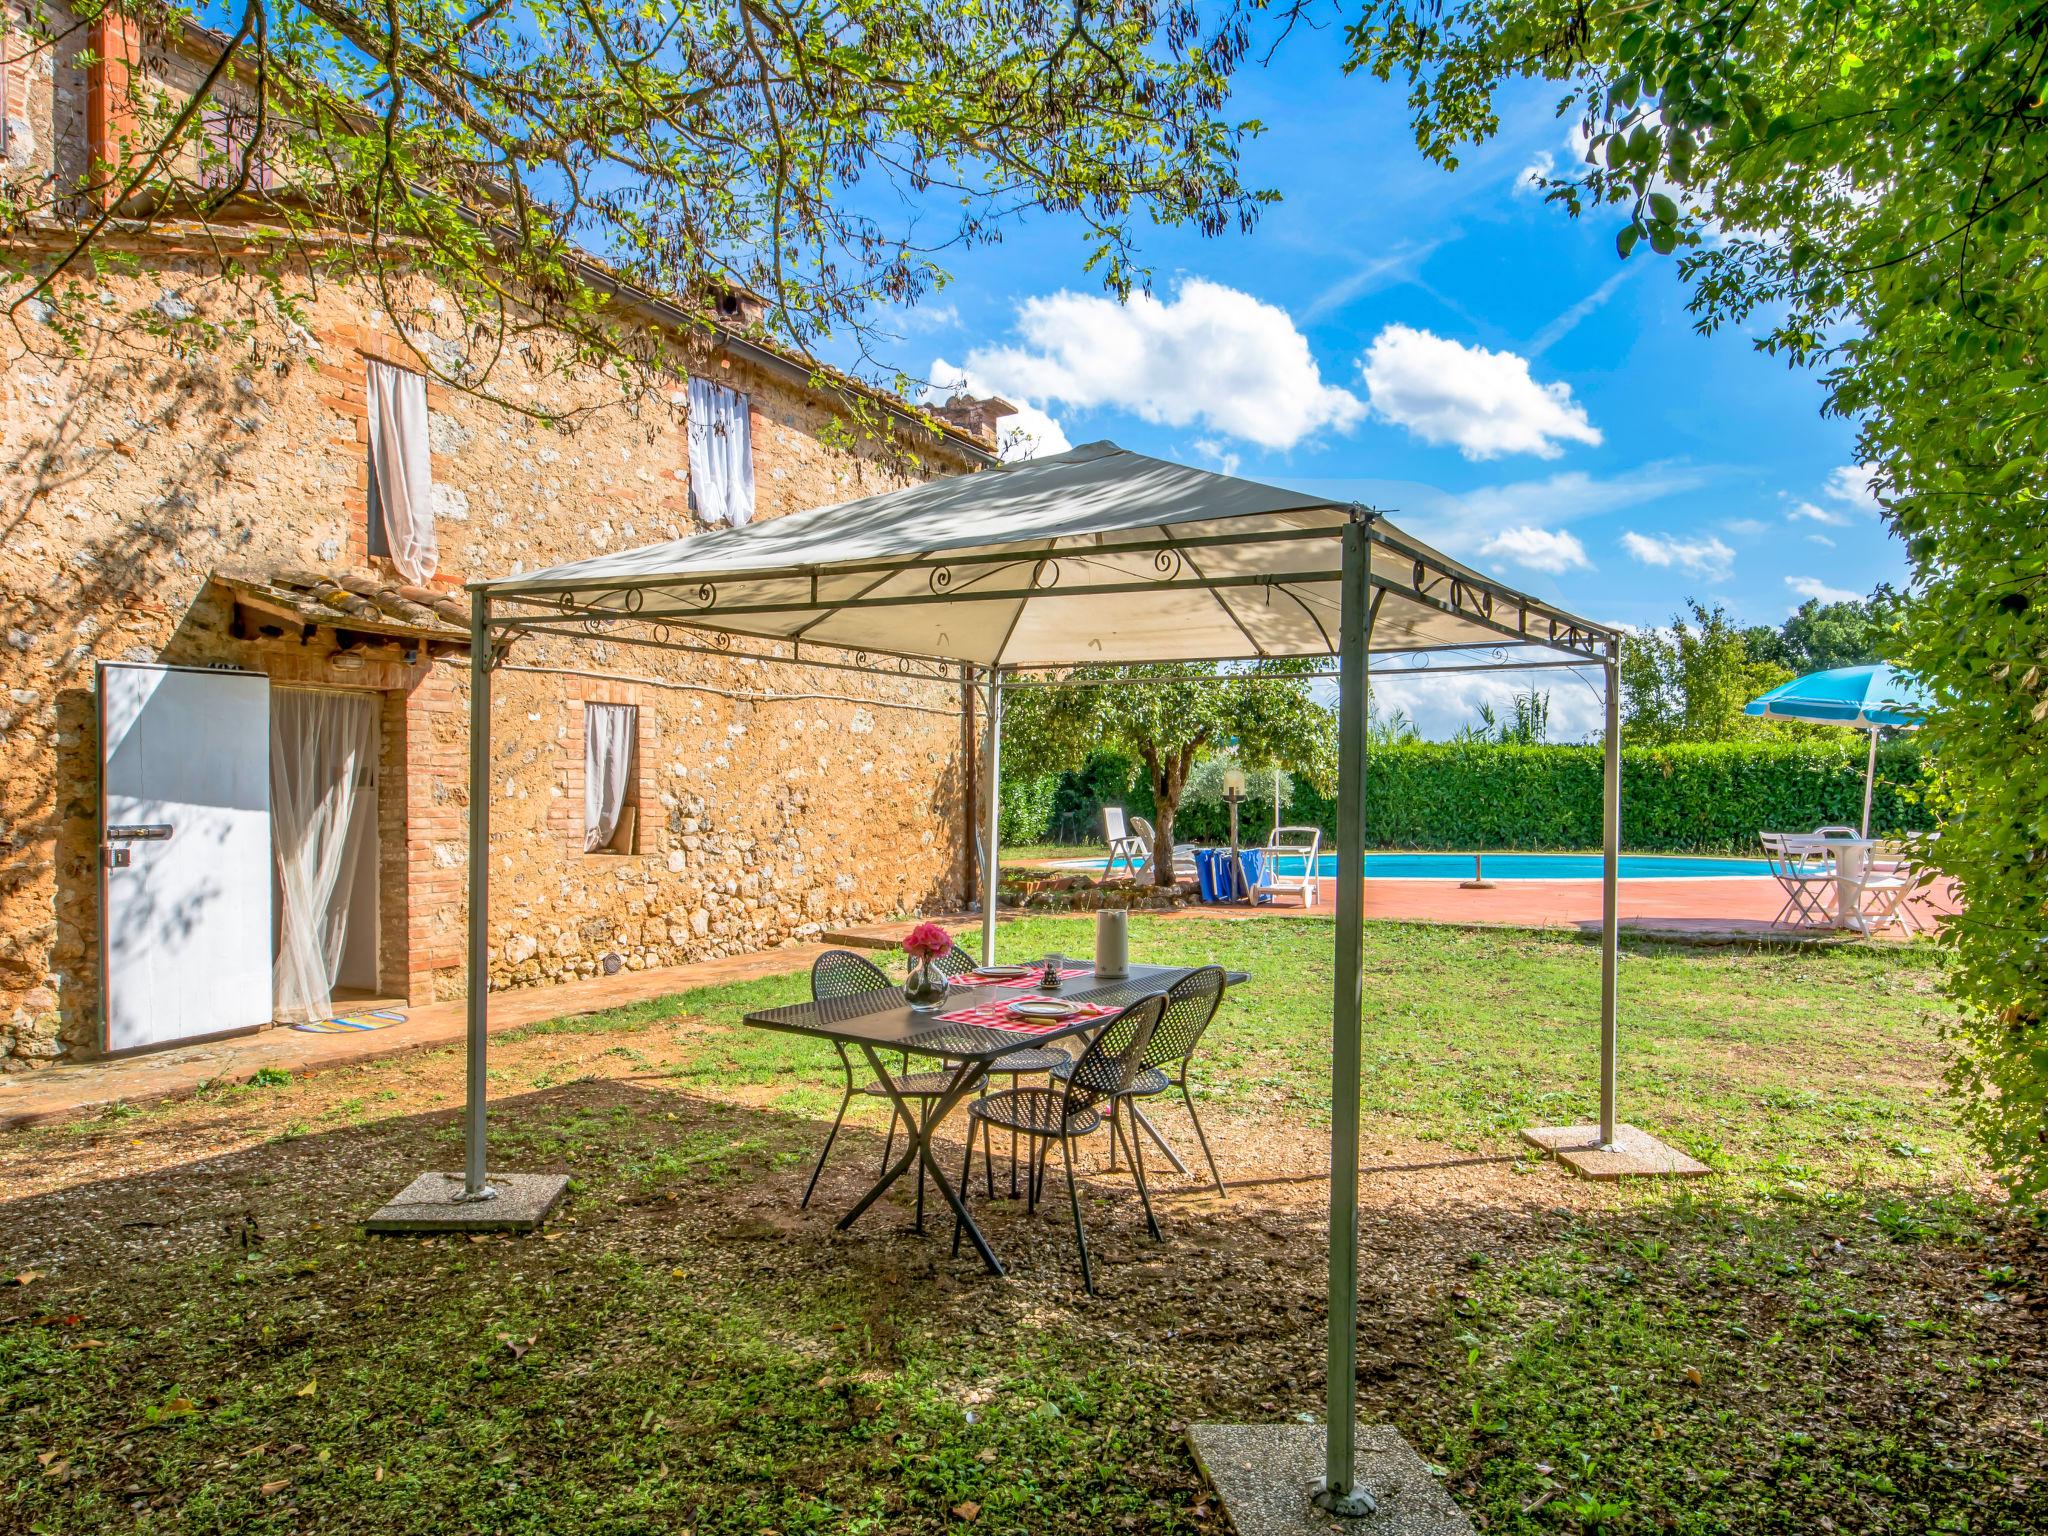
(0, 4, 1006, 1066)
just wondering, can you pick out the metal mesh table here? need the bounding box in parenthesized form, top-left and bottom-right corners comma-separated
(746, 961, 1248, 1274)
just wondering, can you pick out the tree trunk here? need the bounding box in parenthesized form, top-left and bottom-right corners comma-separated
(1150, 789, 1179, 888)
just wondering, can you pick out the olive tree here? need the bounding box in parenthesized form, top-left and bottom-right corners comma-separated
(1002, 662, 1336, 887)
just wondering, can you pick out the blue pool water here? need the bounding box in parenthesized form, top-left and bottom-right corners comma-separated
(1096, 852, 1773, 880)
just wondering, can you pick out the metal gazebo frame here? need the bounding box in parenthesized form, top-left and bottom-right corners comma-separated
(443, 445, 1628, 1516)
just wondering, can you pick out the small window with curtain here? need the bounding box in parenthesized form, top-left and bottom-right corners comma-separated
(584, 703, 639, 855)
(0, 40, 25, 169)
(366, 358, 439, 584)
(198, 103, 277, 192)
(686, 375, 755, 527)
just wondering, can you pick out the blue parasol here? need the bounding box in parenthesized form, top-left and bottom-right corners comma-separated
(1744, 664, 1930, 834)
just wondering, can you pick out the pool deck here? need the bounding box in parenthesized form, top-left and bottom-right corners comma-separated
(1177, 875, 1810, 938)
(1019, 854, 1953, 942)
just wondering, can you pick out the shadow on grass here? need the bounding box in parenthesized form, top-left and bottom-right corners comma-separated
(2, 1065, 2041, 1536)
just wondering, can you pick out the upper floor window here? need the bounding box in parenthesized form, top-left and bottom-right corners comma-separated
(366, 359, 438, 584)
(198, 104, 277, 192)
(0, 38, 30, 169)
(687, 376, 754, 527)
(584, 703, 639, 854)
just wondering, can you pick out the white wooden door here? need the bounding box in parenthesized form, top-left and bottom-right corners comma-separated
(98, 663, 273, 1052)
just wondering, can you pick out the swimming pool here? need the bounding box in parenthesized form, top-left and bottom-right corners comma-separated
(1083, 852, 1774, 880)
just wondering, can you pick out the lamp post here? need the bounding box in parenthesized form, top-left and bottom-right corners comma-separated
(1222, 765, 1247, 900)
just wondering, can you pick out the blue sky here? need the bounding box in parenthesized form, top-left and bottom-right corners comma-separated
(834, 28, 1908, 738)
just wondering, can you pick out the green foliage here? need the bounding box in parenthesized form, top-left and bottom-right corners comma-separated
(1369, 704, 1422, 746)
(1622, 602, 1796, 745)
(1048, 750, 1150, 841)
(8, 0, 1263, 416)
(1280, 740, 1933, 853)
(996, 771, 1058, 846)
(1745, 588, 1901, 674)
(1460, 688, 1551, 745)
(1001, 664, 1335, 883)
(1344, 0, 2048, 1202)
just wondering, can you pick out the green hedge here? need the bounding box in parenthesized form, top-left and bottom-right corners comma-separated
(1004, 740, 1935, 854)
(1291, 739, 1934, 853)
(997, 772, 1060, 845)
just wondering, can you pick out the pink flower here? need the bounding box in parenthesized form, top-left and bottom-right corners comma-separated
(903, 921, 954, 963)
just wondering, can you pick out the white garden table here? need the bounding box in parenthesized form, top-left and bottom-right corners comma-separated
(1784, 833, 1877, 930)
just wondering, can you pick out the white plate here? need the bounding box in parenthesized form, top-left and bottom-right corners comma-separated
(972, 965, 1032, 979)
(1009, 998, 1079, 1020)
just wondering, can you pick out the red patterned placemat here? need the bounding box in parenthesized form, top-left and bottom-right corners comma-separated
(939, 996, 1113, 1034)
(973, 966, 1091, 989)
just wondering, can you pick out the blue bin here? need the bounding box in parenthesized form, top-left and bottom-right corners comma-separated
(1192, 848, 1222, 901)
(1237, 848, 1266, 901)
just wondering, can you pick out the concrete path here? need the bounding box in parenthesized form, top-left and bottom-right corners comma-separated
(0, 940, 849, 1132)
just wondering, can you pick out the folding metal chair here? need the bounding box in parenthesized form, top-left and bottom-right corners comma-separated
(1761, 832, 1837, 930)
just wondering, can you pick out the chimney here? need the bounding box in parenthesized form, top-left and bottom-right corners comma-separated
(931, 393, 1015, 450)
(88, 9, 144, 208)
(703, 284, 767, 329)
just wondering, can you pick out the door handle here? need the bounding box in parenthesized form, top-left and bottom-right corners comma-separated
(106, 824, 174, 841)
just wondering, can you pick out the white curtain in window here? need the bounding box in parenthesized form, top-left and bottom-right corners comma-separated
(687, 376, 755, 527)
(272, 690, 378, 1023)
(367, 359, 439, 583)
(584, 703, 638, 852)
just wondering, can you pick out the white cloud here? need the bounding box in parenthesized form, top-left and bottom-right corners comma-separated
(1805, 533, 1836, 548)
(1786, 575, 1859, 606)
(927, 357, 1070, 461)
(962, 278, 1362, 450)
(1359, 324, 1602, 460)
(1191, 437, 1242, 479)
(1722, 517, 1768, 536)
(1479, 525, 1591, 574)
(891, 302, 959, 334)
(1514, 151, 1556, 196)
(1823, 463, 1884, 516)
(1621, 529, 1734, 578)
(1526, 267, 1637, 357)
(1301, 240, 1444, 322)
(1389, 463, 1704, 562)
(1788, 498, 1853, 527)
(1370, 668, 1605, 742)
(1786, 463, 1884, 526)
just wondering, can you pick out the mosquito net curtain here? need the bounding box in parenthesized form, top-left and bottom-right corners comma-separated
(271, 689, 379, 1023)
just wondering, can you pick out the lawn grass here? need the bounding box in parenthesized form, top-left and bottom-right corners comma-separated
(4, 917, 2042, 1535)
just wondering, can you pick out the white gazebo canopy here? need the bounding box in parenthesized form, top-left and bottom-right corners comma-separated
(482, 440, 1613, 667)
(443, 440, 1625, 1518)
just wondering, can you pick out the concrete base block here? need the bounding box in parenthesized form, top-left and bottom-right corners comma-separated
(1186, 1423, 1474, 1534)
(1520, 1123, 1710, 1180)
(364, 1172, 570, 1234)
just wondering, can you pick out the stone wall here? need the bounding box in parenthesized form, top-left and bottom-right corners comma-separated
(0, 245, 988, 1067)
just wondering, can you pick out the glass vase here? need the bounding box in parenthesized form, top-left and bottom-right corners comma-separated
(903, 955, 949, 1012)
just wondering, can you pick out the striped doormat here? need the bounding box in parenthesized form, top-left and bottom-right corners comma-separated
(291, 1009, 408, 1035)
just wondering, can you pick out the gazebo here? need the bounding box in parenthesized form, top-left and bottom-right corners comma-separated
(417, 441, 1657, 1517)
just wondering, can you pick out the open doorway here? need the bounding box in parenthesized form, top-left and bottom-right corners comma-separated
(270, 688, 380, 1023)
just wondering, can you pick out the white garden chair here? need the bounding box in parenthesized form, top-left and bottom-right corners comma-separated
(1102, 807, 1149, 883)
(1761, 831, 1837, 930)
(1128, 816, 1197, 883)
(1850, 867, 1915, 934)
(1254, 826, 1323, 908)
(1862, 839, 1930, 933)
